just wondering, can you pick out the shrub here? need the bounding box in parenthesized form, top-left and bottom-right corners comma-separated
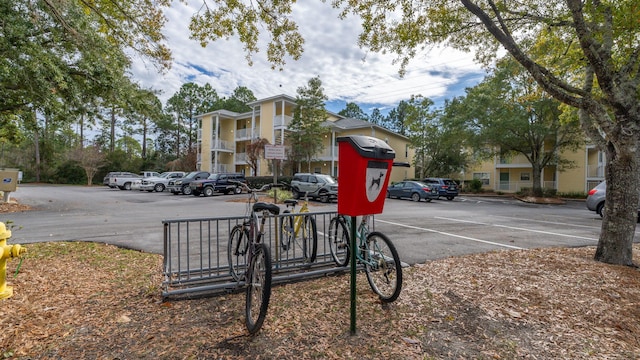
(469, 179, 483, 193)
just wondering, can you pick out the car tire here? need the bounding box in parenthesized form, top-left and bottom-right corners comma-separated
(123, 182, 131, 190)
(292, 188, 300, 199)
(204, 187, 214, 197)
(319, 192, 329, 203)
(154, 184, 165, 192)
(426, 198, 432, 203)
(411, 193, 420, 202)
(387, 191, 391, 198)
(182, 186, 192, 195)
(234, 186, 242, 194)
(446, 196, 454, 201)
(596, 202, 605, 218)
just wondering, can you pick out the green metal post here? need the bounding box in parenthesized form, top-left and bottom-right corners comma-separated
(350, 216, 357, 335)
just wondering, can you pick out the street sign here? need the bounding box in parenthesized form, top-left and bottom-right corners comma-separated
(264, 145, 286, 160)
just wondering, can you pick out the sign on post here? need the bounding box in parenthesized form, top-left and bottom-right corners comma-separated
(264, 145, 286, 160)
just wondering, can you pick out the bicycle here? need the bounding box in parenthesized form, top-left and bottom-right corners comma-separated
(227, 182, 281, 334)
(280, 192, 318, 263)
(327, 214, 402, 303)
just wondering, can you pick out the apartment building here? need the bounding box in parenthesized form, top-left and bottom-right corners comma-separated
(461, 144, 605, 193)
(195, 94, 415, 183)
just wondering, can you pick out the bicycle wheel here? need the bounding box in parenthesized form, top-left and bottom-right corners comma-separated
(245, 243, 272, 334)
(298, 216, 317, 263)
(280, 210, 294, 251)
(228, 224, 249, 282)
(364, 231, 402, 303)
(328, 215, 350, 267)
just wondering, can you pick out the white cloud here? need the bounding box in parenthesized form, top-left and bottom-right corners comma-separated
(130, 1, 486, 113)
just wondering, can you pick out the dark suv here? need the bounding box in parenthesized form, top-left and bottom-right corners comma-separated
(423, 177, 459, 200)
(190, 173, 246, 196)
(290, 173, 338, 203)
(168, 171, 210, 195)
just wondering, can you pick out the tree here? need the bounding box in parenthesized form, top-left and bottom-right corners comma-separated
(459, 57, 584, 196)
(369, 108, 385, 126)
(67, 145, 107, 186)
(338, 102, 369, 121)
(246, 138, 270, 176)
(288, 76, 329, 173)
(222, 86, 257, 113)
(405, 96, 469, 179)
(386, 101, 410, 135)
(192, 1, 640, 265)
(166, 83, 220, 157)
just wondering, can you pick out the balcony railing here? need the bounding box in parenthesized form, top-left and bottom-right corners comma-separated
(210, 163, 230, 173)
(312, 146, 338, 160)
(587, 164, 605, 178)
(273, 114, 293, 128)
(235, 127, 258, 140)
(210, 139, 235, 151)
(235, 152, 247, 163)
(496, 181, 557, 193)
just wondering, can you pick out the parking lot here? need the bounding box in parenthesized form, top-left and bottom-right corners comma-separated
(3, 184, 628, 265)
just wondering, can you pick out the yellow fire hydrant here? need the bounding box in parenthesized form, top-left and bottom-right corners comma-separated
(0, 222, 26, 300)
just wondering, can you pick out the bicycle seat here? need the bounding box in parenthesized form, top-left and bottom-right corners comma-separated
(284, 199, 298, 206)
(253, 202, 281, 215)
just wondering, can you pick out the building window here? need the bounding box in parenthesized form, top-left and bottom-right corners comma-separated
(314, 167, 321, 173)
(520, 172, 530, 181)
(473, 172, 490, 185)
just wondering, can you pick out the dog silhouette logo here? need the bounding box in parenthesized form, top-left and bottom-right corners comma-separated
(365, 161, 388, 202)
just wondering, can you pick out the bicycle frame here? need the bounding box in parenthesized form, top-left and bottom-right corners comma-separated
(342, 215, 376, 265)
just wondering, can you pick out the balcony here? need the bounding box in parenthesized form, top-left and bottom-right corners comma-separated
(312, 146, 338, 160)
(210, 164, 230, 173)
(273, 114, 293, 129)
(587, 164, 605, 178)
(235, 127, 258, 140)
(210, 139, 235, 152)
(235, 152, 247, 164)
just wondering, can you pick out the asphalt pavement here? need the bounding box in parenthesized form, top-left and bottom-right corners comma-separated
(2, 184, 617, 265)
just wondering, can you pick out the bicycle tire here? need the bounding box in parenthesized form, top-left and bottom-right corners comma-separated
(299, 216, 317, 263)
(328, 215, 350, 267)
(228, 224, 249, 282)
(245, 243, 272, 334)
(364, 231, 402, 303)
(280, 210, 294, 251)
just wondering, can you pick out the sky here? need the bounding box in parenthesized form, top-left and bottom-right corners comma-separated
(130, 1, 488, 116)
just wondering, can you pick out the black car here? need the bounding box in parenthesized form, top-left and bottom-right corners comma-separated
(423, 177, 459, 200)
(386, 181, 439, 202)
(190, 173, 247, 196)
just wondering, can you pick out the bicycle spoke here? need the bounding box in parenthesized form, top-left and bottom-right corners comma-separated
(246, 243, 272, 334)
(364, 232, 402, 303)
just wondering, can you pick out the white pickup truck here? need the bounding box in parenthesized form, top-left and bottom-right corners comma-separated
(136, 171, 186, 192)
(109, 171, 159, 190)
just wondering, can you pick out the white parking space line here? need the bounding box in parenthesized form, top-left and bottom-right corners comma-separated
(490, 215, 600, 229)
(434, 217, 598, 242)
(376, 219, 525, 250)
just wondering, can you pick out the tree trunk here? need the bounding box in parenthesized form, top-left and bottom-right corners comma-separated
(531, 163, 543, 197)
(595, 135, 639, 266)
(110, 107, 116, 153)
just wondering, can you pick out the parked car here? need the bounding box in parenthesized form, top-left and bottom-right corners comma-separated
(386, 181, 439, 202)
(138, 171, 186, 192)
(103, 172, 136, 186)
(290, 173, 338, 203)
(168, 171, 210, 195)
(109, 171, 160, 190)
(586, 181, 640, 220)
(423, 177, 459, 200)
(190, 173, 247, 196)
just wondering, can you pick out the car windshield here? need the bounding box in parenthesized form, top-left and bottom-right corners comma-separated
(415, 181, 429, 187)
(184, 172, 200, 179)
(158, 172, 171, 178)
(207, 174, 219, 180)
(317, 175, 337, 184)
